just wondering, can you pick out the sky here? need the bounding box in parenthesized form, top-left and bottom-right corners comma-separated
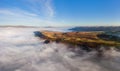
(0, 0, 120, 26)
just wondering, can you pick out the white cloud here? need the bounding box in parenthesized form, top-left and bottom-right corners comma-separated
(0, 8, 56, 26)
(45, 0, 54, 17)
(0, 0, 56, 26)
(0, 9, 38, 17)
(0, 28, 120, 71)
(24, 0, 55, 18)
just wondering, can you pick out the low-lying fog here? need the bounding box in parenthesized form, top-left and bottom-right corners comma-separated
(0, 27, 120, 71)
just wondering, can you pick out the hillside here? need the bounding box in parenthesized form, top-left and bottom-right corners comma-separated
(69, 26, 120, 32)
(36, 31, 120, 48)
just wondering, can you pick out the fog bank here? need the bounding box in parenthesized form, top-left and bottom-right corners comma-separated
(0, 27, 120, 71)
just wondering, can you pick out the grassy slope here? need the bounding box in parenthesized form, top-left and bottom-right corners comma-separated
(40, 31, 120, 47)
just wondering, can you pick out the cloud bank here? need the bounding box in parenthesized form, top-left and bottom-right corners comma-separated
(0, 27, 120, 71)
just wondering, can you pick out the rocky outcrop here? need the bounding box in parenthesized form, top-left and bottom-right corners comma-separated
(44, 39, 51, 44)
(34, 31, 45, 38)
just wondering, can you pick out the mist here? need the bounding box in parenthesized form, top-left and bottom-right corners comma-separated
(0, 27, 120, 71)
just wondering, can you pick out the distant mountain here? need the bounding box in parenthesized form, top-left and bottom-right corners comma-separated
(69, 26, 120, 32)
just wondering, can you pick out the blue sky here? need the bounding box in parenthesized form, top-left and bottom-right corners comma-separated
(0, 0, 120, 26)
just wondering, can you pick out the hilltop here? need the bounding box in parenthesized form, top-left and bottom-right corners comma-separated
(35, 31, 120, 48)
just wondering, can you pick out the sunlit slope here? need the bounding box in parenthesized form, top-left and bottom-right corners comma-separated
(40, 31, 120, 47)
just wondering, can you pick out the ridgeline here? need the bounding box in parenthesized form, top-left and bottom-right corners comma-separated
(35, 31, 120, 48)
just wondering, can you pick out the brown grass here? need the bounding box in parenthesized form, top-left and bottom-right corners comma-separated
(40, 31, 120, 47)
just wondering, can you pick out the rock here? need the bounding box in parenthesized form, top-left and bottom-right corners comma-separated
(80, 46, 92, 52)
(55, 39, 61, 43)
(44, 40, 50, 44)
(34, 31, 45, 38)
